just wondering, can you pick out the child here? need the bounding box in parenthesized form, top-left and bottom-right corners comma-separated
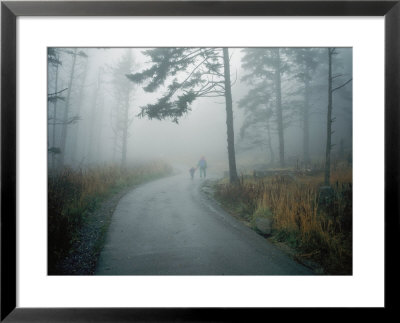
(189, 167, 196, 179)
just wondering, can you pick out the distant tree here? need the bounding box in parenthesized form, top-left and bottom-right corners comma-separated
(58, 48, 88, 168)
(47, 48, 64, 170)
(47, 48, 62, 67)
(238, 82, 276, 166)
(111, 49, 136, 168)
(69, 56, 90, 165)
(241, 48, 293, 168)
(86, 66, 105, 164)
(324, 48, 352, 185)
(289, 48, 321, 166)
(127, 48, 239, 182)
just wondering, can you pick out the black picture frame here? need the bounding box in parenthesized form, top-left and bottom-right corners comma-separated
(1, 0, 399, 321)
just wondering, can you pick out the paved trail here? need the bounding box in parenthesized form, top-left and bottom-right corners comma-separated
(95, 172, 313, 275)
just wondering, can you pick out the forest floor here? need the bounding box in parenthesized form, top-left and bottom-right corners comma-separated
(55, 187, 131, 275)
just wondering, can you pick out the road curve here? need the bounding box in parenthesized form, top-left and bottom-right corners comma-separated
(95, 172, 314, 275)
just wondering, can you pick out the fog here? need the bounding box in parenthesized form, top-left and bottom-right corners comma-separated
(47, 47, 352, 176)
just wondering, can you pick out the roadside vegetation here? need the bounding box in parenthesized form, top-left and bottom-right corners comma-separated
(213, 164, 352, 275)
(48, 161, 173, 274)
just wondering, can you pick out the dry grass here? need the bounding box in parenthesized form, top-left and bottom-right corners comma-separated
(214, 167, 352, 274)
(48, 161, 173, 272)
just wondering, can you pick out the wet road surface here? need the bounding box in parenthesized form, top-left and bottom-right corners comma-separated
(95, 173, 314, 275)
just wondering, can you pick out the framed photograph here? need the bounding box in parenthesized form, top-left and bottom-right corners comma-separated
(1, 0, 398, 321)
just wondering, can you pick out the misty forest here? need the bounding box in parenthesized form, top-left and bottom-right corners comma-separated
(48, 47, 352, 275)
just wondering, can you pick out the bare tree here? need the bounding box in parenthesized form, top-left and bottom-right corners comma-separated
(324, 48, 352, 185)
(58, 49, 88, 168)
(48, 48, 63, 169)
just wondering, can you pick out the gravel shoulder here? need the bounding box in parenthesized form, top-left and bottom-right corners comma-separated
(55, 187, 132, 275)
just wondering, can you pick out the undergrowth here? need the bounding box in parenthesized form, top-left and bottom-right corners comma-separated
(48, 161, 172, 273)
(213, 167, 352, 275)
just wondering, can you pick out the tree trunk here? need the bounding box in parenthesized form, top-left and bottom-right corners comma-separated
(223, 48, 238, 183)
(95, 90, 105, 162)
(95, 93, 105, 163)
(87, 69, 102, 163)
(324, 48, 333, 186)
(275, 49, 285, 168)
(266, 117, 275, 166)
(121, 94, 130, 169)
(112, 130, 118, 163)
(69, 59, 89, 165)
(112, 96, 122, 163)
(51, 54, 60, 170)
(303, 69, 310, 166)
(58, 49, 77, 168)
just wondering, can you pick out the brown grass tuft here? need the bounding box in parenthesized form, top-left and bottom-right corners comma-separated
(214, 167, 352, 274)
(48, 161, 172, 273)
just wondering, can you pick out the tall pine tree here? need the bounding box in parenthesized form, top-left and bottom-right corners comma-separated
(127, 48, 239, 182)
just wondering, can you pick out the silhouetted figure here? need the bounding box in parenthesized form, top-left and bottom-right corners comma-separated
(197, 156, 207, 178)
(189, 167, 196, 180)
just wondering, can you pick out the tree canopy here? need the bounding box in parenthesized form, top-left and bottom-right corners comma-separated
(127, 48, 229, 123)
